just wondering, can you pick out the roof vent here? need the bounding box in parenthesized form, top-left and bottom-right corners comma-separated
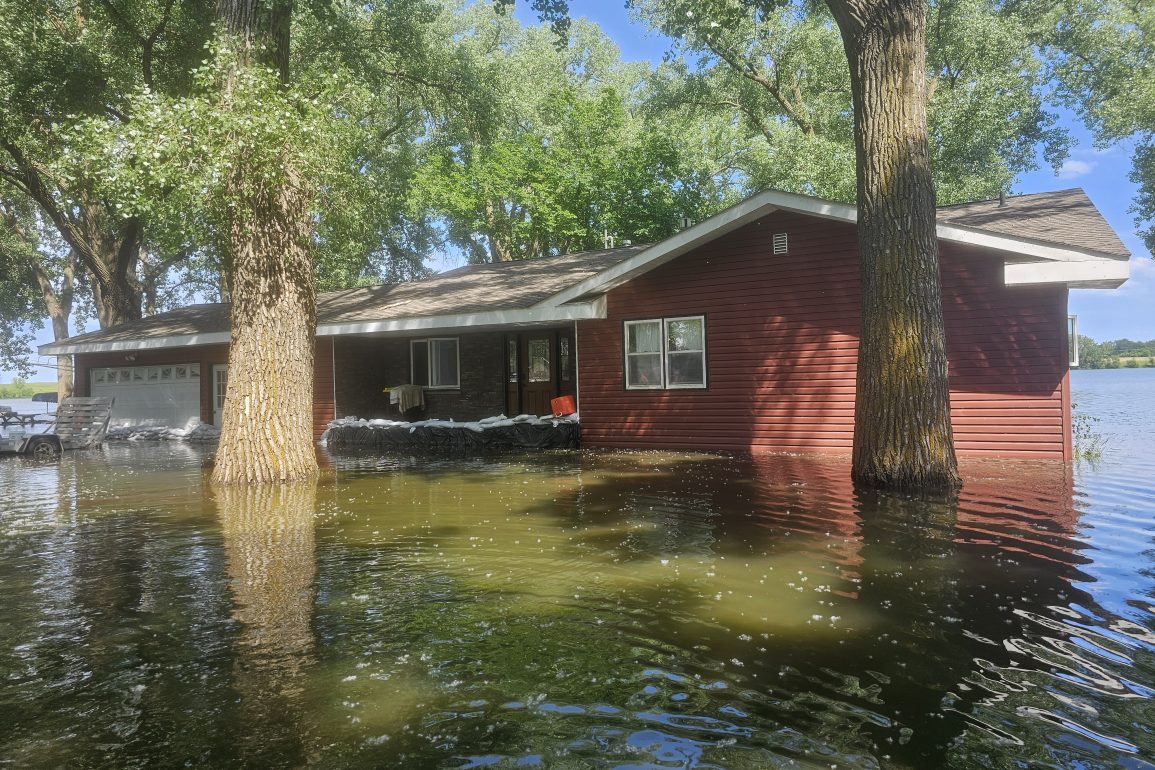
(773, 232, 788, 255)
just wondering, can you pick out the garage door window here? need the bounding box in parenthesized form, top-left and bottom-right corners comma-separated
(91, 363, 203, 428)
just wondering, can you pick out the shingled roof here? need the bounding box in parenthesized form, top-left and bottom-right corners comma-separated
(43, 245, 644, 351)
(317, 245, 643, 325)
(40, 187, 1129, 356)
(937, 188, 1129, 259)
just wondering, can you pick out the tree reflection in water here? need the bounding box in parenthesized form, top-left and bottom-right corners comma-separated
(215, 482, 318, 765)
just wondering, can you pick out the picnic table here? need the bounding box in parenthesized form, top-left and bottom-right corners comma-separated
(0, 412, 40, 428)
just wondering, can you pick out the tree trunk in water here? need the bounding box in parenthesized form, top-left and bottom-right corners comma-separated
(211, 152, 318, 484)
(211, 0, 318, 484)
(828, 0, 961, 492)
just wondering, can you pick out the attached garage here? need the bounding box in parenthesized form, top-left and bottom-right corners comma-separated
(91, 363, 202, 428)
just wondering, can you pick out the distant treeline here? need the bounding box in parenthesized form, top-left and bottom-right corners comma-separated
(1078, 336, 1155, 368)
(0, 378, 55, 399)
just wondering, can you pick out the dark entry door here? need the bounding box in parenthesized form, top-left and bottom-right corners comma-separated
(521, 334, 555, 416)
(505, 336, 520, 416)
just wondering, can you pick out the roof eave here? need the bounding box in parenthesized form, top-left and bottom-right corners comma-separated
(537, 190, 1131, 307)
(39, 298, 607, 356)
(39, 331, 233, 357)
(1004, 259, 1130, 288)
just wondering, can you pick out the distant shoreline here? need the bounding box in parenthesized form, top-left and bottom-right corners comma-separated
(0, 382, 56, 399)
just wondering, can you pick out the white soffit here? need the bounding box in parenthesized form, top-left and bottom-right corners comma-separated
(38, 298, 607, 356)
(317, 296, 606, 336)
(40, 332, 231, 356)
(538, 189, 1129, 307)
(1004, 259, 1130, 288)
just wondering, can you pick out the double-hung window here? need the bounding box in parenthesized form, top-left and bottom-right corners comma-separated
(624, 315, 706, 390)
(411, 338, 460, 389)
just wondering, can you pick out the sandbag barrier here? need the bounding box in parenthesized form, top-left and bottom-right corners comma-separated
(324, 421, 579, 452)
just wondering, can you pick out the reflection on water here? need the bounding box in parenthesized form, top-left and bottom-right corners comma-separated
(216, 482, 318, 765)
(0, 439, 1153, 768)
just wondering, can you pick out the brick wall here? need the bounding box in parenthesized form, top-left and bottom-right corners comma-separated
(333, 332, 506, 421)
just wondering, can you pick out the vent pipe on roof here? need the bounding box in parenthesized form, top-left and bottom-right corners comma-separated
(681, 216, 692, 230)
(999, 190, 1006, 207)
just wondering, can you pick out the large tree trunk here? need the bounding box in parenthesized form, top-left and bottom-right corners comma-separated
(0, 139, 145, 329)
(827, 0, 961, 492)
(88, 216, 144, 329)
(211, 152, 318, 484)
(211, 0, 319, 484)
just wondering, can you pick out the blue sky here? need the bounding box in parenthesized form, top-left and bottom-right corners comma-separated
(4, 2, 1152, 382)
(566, 2, 1155, 343)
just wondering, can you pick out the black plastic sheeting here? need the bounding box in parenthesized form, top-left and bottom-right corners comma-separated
(325, 422, 580, 453)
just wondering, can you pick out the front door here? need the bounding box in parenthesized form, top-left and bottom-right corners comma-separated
(212, 365, 228, 427)
(505, 336, 521, 416)
(522, 334, 555, 416)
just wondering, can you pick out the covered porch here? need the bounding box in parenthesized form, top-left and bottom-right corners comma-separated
(332, 324, 577, 423)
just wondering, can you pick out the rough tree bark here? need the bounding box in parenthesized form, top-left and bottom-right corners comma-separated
(30, 251, 77, 400)
(826, 0, 961, 492)
(211, 0, 319, 484)
(0, 140, 144, 329)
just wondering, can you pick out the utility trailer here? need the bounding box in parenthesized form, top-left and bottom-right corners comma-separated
(0, 396, 115, 460)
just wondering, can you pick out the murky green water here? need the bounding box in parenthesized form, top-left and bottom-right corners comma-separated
(3, 389, 1155, 768)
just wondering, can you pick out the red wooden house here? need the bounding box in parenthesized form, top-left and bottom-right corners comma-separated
(42, 188, 1131, 460)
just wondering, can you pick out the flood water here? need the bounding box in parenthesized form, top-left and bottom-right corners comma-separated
(1, 373, 1154, 768)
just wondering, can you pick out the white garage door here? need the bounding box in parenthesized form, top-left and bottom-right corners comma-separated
(91, 363, 202, 428)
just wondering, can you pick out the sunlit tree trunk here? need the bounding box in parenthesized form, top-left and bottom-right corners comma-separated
(0, 141, 146, 329)
(211, 0, 319, 484)
(33, 257, 76, 400)
(827, 0, 961, 493)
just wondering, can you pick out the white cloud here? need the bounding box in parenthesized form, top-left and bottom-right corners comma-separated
(1058, 159, 1096, 179)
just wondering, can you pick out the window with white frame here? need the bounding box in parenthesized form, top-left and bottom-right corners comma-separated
(410, 338, 460, 389)
(1068, 315, 1079, 367)
(624, 315, 707, 389)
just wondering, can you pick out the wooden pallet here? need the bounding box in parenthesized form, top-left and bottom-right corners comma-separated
(53, 396, 115, 450)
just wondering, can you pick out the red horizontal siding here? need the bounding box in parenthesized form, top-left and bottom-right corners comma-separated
(312, 337, 335, 440)
(577, 211, 1071, 460)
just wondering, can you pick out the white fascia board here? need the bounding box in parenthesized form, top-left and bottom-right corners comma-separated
(538, 189, 1129, 307)
(1004, 259, 1130, 287)
(39, 332, 231, 356)
(539, 190, 862, 309)
(936, 223, 1125, 263)
(316, 296, 606, 336)
(40, 300, 607, 355)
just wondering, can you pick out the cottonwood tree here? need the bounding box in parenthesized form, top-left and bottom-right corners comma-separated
(1031, 0, 1155, 252)
(0, 0, 212, 330)
(71, 0, 464, 483)
(204, 0, 320, 484)
(635, 0, 1067, 204)
(632, 0, 974, 491)
(422, 7, 728, 262)
(829, 0, 961, 491)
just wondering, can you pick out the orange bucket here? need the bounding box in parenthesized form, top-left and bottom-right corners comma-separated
(550, 395, 576, 417)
